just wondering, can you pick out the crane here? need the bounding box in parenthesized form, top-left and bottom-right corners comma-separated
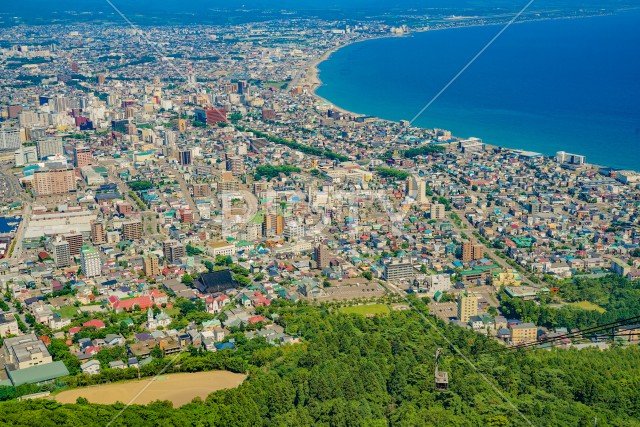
(434, 348, 449, 391)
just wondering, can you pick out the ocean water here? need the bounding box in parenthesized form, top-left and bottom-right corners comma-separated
(0, 217, 20, 234)
(317, 11, 640, 170)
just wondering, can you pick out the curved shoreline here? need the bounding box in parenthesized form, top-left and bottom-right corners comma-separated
(307, 12, 638, 172)
(309, 12, 619, 109)
(308, 35, 395, 117)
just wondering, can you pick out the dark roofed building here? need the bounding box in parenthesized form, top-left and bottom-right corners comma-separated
(195, 271, 236, 294)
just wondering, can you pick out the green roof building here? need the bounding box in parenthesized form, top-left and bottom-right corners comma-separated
(7, 361, 69, 386)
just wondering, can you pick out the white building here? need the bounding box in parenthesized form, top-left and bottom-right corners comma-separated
(0, 312, 20, 337)
(80, 359, 101, 375)
(2, 334, 53, 370)
(413, 274, 452, 297)
(283, 220, 304, 241)
(80, 245, 101, 277)
(146, 308, 172, 331)
(0, 128, 21, 151)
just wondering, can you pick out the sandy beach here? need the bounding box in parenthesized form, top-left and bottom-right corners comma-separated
(307, 34, 404, 117)
(306, 13, 613, 121)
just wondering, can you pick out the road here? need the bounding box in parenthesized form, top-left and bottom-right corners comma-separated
(450, 207, 538, 287)
(10, 202, 31, 260)
(0, 163, 29, 203)
(172, 166, 199, 221)
(103, 163, 164, 236)
(0, 163, 32, 260)
(241, 188, 258, 220)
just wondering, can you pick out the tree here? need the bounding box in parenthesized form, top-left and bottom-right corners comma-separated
(215, 255, 233, 266)
(181, 273, 194, 285)
(151, 345, 164, 359)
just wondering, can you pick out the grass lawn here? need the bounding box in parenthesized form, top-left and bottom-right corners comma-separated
(340, 304, 390, 316)
(263, 81, 288, 90)
(569, 301, 606, 313)
(54, 305, 81, 318)
(165, 307, 181, 317)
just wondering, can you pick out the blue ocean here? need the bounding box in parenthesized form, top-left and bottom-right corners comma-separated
(317, 11, 640, 170)
(0, 217, 20, 234)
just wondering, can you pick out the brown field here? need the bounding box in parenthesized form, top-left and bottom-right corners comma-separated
(55, 371, 246, 406)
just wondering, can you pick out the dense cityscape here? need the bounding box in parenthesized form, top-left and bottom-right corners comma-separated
(0, 5, 639, 426)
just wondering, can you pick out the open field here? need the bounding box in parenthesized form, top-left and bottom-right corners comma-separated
(569, 301, 606, 313)
(263, 81, 289, 90)
(54, 305, 80, 318)
(340, 304, 390, 316)
(54, 371, 246, 406)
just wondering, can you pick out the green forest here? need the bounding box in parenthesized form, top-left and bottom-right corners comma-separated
(1, 298, 639, 426)
(500, 274, 640, 330)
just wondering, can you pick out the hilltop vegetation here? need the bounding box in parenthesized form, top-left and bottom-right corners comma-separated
(500, 275, 640, 331)
(1, 299, 639, 426)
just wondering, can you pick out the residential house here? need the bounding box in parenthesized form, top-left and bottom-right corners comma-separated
(80, 359, 101, 375)
(109, 360, 127, 369)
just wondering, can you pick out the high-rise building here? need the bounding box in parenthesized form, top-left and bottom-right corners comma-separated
(194, 107, 227, 125)
(275, 215, 285, 236)
(143, 254, 160, 277)
(430, 203, 446, 220)
(408, 175, 427, 204)
(556, 151, 586, 165)
(122, 220, 143, 241)
(283, 220, 304, 241)
(51, 240, 71, 268)
(462, 240, 484, 262)
(191, 183, 210, 198)
(111, 119, 129, 133)
(163, 240, 185, 264)
(457, 292, 478, 323)
(8, 105, 23, 119)
(178, 150, 192, 166)
(177, 118, 187, 133)
(73, 145, 92, 168)
(33, 165, 75, 196)
(164, 130, 177, 146)
(14, 146, 38, 166)
(225, 155, 244, 175)
(262, 212, 277, 237)
(314, 244, 329, 269)
(383, 258, 414, 281)
(63, 233, 84, 257)
(0, 128, 21, 151)
(97, 73, 106, 85)
(36, 137, 64, 160)
(179, 209, 193, 224)
(91, 221, 106, 245)
(80, 245, 101, 277)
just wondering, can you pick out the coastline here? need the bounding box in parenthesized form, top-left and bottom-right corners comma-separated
(306, 12, 638, 172)
(307, 35, 394, 117)
(308, 12, 619, 108)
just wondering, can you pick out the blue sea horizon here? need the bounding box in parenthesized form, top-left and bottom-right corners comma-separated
(317, 11, 640, 171)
